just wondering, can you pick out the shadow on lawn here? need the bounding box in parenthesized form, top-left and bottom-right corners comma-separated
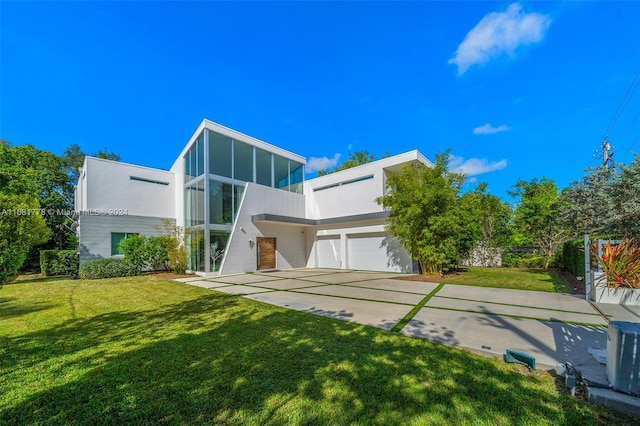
(524, 269, 570, 293)
(0, 297, 57, 320)
(0, 293, 618, 425)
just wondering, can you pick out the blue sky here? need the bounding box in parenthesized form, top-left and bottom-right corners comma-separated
(2, 1, 639, 200)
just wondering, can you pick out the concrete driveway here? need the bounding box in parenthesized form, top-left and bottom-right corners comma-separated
(178, 268, 614, 370)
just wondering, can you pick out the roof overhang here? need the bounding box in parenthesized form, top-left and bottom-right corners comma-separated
(251, 211, 389, 227)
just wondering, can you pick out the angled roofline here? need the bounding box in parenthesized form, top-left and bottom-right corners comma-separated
(170, 119, 306, 172)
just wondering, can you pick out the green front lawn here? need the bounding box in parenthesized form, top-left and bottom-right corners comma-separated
(442, 267, 570, 293)
(0, 276, 630, 425)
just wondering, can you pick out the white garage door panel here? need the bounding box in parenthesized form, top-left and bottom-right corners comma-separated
(348, 233, 411, 272)
(317, 236, 341, 268)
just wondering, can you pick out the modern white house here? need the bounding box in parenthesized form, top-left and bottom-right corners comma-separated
(75, 119, 433, 275)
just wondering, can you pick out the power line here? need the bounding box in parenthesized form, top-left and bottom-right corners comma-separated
(602, 67, 640, 139)
(617, 109, 640, 145)
(622, 134, 640, 158)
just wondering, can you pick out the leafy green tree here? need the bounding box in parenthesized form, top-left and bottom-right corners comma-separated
(62, 143, 121, 183)
(559, 166, 615, 238)
(0, 141, 72, 251)
(460, 183, 512, 248)
(0, 140, 121, 272)
(376, 152, 476, 274)
(509, 178, 566, 268)
(559, 156, 640, 240)
(612, 154, 640, 238)
(0, 193, 51, 282)
(319, 150, 387, 175)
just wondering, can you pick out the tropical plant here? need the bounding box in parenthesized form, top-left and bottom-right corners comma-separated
(592, 239, 640, 290)
(376, 151, 478, 274)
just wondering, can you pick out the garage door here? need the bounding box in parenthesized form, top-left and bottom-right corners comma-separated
(347, 233, 411, 272)
(316, 236, 341, 268)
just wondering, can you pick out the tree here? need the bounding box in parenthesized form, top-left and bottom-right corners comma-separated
(0, 140, 120, 272)
(63, 143, 121, 183)
(376, 152, 476, 274)
(559, 166, 615, 238)
(0, 193, 51, 282)
(319, 150, 385, 175)
(509, 178, 566, 268)
(0, 141, 72, 251)
(559, 155, 640, 240)
(459, 183, 513, 266)
(612, 154, 640, 238)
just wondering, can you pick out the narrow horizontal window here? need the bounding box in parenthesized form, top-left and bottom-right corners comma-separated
(130, 176, 170, 186)
(313, 174, 374, 192)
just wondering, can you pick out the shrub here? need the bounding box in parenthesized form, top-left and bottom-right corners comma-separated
(501, 249, 546, 268)
(145, 236, 170, 271)
(119, 234, 147, 273)
(168, 242, 187, 274)
(156, 221, 187, 274)
(593, 239, 640, 289)
(40, 250, 79, 276)
(561, 239, 584, 277)
(79, 258, 139, 280)
(119, 235, 170, 272)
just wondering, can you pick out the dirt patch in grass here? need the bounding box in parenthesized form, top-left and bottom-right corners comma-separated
(559, 270, 586, 295)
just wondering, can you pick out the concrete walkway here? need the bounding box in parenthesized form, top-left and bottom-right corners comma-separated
(175, 268, 636, 371)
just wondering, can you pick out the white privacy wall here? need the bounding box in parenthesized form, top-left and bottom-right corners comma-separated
(220, 183, 307, 275)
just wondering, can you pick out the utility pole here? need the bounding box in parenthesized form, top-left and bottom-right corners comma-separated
(602, 138, 614, 168)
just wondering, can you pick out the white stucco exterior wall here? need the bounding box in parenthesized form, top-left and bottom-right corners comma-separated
(79, 157, 176, 219)
(303, 150, 431, 219)
(220, 183, 306, 275)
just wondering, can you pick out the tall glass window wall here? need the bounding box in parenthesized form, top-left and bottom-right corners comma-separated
(183, 128, 304, 272)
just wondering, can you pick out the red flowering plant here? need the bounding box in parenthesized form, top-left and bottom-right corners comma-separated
(592, 239, 640, 290)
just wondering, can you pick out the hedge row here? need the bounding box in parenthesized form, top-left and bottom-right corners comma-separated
(79, 258, 139, 280)
(40, 250, 79, 276)
(562, 240, 584, 277)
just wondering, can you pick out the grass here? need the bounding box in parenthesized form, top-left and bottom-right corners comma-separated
(441, 267, 571, 293)
(1, 276, 633, 425)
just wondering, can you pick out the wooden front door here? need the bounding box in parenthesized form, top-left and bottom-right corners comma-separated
(257, 237, 276, 270)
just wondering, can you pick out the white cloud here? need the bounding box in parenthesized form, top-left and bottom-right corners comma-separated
(449, 3, 551, 75)
(473, 123, 511, 135)
(305, 153, 341, 173)
(449, 155, 507, 176)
